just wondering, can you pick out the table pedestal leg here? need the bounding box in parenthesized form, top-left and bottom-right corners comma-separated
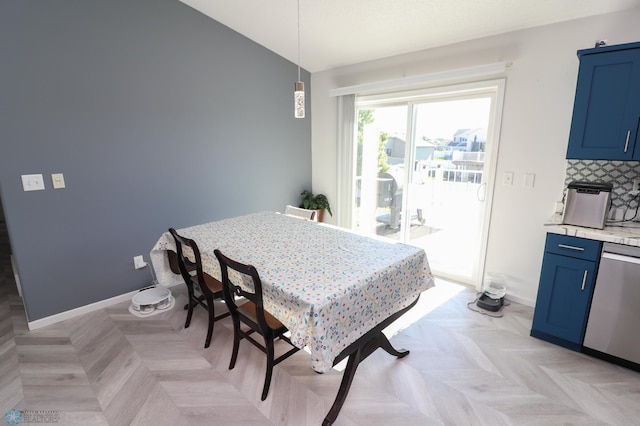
(379, 332, 409, 358)
(322, 331, 411, 426)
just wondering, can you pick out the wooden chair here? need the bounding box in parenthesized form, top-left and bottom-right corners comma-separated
(169, 228, 229, 348)
(214, 249, 300, 400)
(284, 204, 316, 220)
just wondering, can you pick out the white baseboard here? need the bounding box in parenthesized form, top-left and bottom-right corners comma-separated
(27, 289, 139, 331)
(505, 293, 535, 308)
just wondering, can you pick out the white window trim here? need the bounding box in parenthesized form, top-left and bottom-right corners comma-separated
(330, 62, 510, 97)
(335, 77, 506, 288)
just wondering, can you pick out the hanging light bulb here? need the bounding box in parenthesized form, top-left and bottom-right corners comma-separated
(294, 81, 305, 118)
(294, 0, 305, 118)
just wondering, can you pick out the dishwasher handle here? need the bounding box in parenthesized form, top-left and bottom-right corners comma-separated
(602, 252, 640, 265)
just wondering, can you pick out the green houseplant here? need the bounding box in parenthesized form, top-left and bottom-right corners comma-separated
(300, 190, 332, 221)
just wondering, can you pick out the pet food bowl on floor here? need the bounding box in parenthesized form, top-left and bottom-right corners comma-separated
(130, 287, 173, 316)
(477, 273, 506, 312)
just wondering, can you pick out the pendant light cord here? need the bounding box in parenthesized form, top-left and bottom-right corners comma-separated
(297, 0, 301, 81)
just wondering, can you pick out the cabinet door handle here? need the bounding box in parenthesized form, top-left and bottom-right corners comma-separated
(558, 244, 584, 251)
(581, 270, 588, 291)
(624, 130, 631, 153)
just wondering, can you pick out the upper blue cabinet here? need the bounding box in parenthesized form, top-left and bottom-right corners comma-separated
(566, 42, 640, 160)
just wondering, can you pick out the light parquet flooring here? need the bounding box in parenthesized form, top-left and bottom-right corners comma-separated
(2, 223, 640, 425)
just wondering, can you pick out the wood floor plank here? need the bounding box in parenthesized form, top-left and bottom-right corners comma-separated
(56, 411, 110, 425)
(90, 345, 142, 407)
(0, 375, 24, 413)
(19, 363, 91, 386)
(157, 368, 240, 406)
(99, 359, 157, 425)
(129, 382, 184, 426)
(21, 384, 102, 412)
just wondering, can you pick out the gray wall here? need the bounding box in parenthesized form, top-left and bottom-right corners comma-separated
(0, 0, 311, 321)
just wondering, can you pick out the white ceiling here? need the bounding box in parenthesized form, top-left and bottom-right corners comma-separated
(180, 0, 640, 73)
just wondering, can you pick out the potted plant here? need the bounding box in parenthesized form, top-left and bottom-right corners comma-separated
(300, 190, 332, 222)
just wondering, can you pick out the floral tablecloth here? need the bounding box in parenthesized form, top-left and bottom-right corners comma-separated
(150, 211, 434, 373)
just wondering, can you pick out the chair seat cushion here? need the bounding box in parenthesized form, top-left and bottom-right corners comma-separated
(190, 273, 223, 294)
(237, 301, 286, 332)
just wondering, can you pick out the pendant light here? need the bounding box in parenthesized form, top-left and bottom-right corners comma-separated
(294, 0, 305, 118)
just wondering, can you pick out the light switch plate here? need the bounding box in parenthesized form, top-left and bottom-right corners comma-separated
(21, 174, 45, 191)
(524, 173, 536, 188)
(51, 173, 65, 189)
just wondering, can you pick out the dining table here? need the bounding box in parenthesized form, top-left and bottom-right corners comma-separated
(150, 211, 434, 424)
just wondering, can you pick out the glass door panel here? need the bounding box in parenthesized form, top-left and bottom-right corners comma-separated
(354, 105, 408, 238)
(407, 97, 492, 283)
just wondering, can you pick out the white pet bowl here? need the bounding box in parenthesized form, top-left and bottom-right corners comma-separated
(131, 287, 172, 313)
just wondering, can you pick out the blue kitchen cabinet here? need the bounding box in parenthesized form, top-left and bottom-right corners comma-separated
(531, 234, 602, 351)
(566, 42, 640, 160)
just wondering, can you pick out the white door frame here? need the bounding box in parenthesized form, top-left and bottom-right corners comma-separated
(341, 79, 506, 288)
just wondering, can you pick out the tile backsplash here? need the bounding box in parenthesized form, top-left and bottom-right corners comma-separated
(565, 160, 640, 208)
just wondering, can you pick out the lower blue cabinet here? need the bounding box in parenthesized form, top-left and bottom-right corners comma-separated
(531, 234, 601, 351)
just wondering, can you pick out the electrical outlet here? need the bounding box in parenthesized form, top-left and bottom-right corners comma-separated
(133, 255, 147, 269)
(21, 174, 45, 191)
(503, 171, 514, 186)
(51, 173, 65, 189)
(554, 201, 564, 214)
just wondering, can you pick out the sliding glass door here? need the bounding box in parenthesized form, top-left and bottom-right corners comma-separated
(354, 105, 408, 235)
(352, 81, 504, 285)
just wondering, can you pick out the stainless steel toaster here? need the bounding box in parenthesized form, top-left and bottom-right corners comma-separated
(562, 181, 612, 229)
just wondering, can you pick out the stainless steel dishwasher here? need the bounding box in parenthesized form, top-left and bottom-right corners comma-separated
(583, 242, 640, 370)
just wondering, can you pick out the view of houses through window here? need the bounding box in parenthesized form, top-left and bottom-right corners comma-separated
(353, 89, 498, 285)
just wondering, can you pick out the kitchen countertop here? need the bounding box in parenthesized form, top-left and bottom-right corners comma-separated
(545, 213, 640, 246)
